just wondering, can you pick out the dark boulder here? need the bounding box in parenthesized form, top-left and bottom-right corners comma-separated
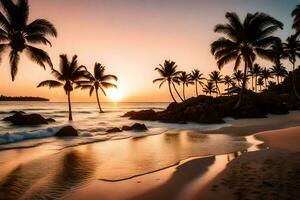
(46, 118, 56, 123)
(122, 123, 148, 131)
(231, 105, 266, 119)
(9, 111, 25, 114)
(55, 126, 78, 137)
(183, 104, 225, 123)
(106, 127, 122, 133)
(3, 113, 51, 125)
(124, 110, 157, 121)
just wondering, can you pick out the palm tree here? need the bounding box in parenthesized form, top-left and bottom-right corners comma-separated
(37, 55, 87, 121)
(248, 68, 255, 91)
(282, 34, 300, 100)
(232, 70, 244, 87)
(270, 64, 287, 84)
(202, 81, 217, 96)
(211, 12, 283, 108)
(292, 5, 300, 32)
(260, 68, 273, 88)
(153, 60, 183, 103)
(257, 77, 264, 92)
(190, 69, 205, 96)
(223, 75, 233, 90)
(209, 70, 223, 95)
(76, 63, 118, 113)
(0, 0, 57, 81)
(178, 72, 193, 100)
(252, 64, 262, 92)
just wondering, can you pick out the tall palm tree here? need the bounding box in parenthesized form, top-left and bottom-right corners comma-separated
(271, 64, 287, 84)
(0, 0, 57, 81)
(232, 70, 244, 87)
(178, 72, 193, 100)
(37, 55, 87, 121)
(211, 12, 283, 108)
(223, 75, 233, 90)
(202, 81, 217, 96)
(282, 34, 300, 100)
(209, 70, 223, 95)
(248, 68, 255, 91)
(257, 77, 264, 92)
(76, 63, 118, 113)
(252, 64, 262, 92)
(190, 69, 205, 96)
(153, 60, 183, 103)
(260, 68, 273, 88)
(292, 5, 300, 32)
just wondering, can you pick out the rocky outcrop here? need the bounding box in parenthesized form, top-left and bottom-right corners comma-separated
(123, 110, 157, 121)
(122, 123, 148, 131)
(55, 126, 78, 137)
(3, 112, 55, 125)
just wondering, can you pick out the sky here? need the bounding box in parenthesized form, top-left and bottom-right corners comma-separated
(0, 0, 298, 102)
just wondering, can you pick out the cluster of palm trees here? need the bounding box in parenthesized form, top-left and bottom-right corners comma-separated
(154, 6, 300, 109)
(0, 0, 118, 120)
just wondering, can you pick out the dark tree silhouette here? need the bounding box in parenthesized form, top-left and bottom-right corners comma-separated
(178, 72, 193, 100)
(153, 60, 183, 102)
(257, 77, 264, 91)
(252, 64, 262, 92)
(76, 63, 118, 113)
(37, 55, 87, 121)
(190, 69, 205, 96)
(292, 5, 300, 32)
(232, 70, 244, 87)
(0, 0, 57, 80)
(223, 75, 233, 91)
(271, 64, 287, 84)
(282, 34, 300, 100)
(202, 81, 217, 96)
(211, 12, 283, 108)
(209, 70, 223, 96)
(260, 68, 273, 88)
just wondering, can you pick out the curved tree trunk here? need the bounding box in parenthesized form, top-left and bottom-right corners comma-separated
(183, 84, 186, 100)
(195, 82, 198, 96)
(67, 91, 73, 121)
(234, 59, 249, 109)
(168, 81, 177, 103)
(95, 89, 103, 113)
(292, 62, 300, 101)
(172, 82, 184, 102)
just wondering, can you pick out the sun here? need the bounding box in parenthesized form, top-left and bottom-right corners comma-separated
(107, 88, 123, 102)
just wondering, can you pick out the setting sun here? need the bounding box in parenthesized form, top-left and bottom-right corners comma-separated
(107, 88, 124, 102)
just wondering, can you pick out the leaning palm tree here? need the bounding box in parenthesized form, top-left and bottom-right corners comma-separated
(292, 5, 300, 32)
(252, 64, 262, 92)
(76, 63, 118, 113)
(178, 72, 193, 100)
(223, 75, 233, 91)
(209, 70, 223, 96)
(257, 78, 264, 92)
(190, 69, 205, 96)
(271, 64, 288, 84)
(282, 34, 300, 100)
(202, 81, 217, 97)
(0, 0, 57, 81)
(37, 55, 87, 121)
(232, 70, 244, 87)
(153, 60, 183, 102)
(211, 12, 283, 108)
(260, 68, 273, 88)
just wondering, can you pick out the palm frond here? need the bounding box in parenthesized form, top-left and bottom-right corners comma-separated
(37, 80, 63, 88)
(25, 45, 52, 68)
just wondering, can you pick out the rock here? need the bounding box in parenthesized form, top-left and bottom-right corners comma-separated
(106, 127, 122, 133)
(3, 113, 50, 125)
(46, 118, 56, 122)
(122, 123, 148, 131)
(124, 110, 157, 121)
(55, 126, 78, 137)
(9, 111, 25, 114)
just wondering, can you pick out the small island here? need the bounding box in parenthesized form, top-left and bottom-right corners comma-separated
(0, 95, 49, 101)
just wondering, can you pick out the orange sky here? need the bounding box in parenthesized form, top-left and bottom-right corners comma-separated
(0, 0, 298, 102)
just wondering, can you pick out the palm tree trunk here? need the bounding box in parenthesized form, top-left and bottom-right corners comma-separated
(172, 82, 184, 102)
(276, 76, 279, 85)
(183, 84, 186, 100)
(251, 76, 254, 91)
(234, 59, 249, 109)
(95, 89, 103, 113)
(255, 76, 258, 92)
(195, 82, 198, 96)
(216, 82, 220, 96)
(67, 91, 73, 121)
(265, 79, 267, 88)
(292, 62, 300, 101)
(168, 81, 177, 103)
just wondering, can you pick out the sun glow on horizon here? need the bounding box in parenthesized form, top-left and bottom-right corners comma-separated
(107, 88, 124, 102)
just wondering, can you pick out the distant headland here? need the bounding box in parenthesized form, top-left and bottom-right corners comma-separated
(0, 95, 49, 101)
